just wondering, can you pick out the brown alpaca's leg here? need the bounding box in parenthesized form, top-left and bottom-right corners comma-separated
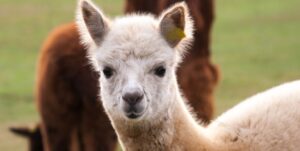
(124, 0, 219, 124)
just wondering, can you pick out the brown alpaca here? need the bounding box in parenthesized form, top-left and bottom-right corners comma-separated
(125, 0, 219, 123)
(36, 23, 117, 151)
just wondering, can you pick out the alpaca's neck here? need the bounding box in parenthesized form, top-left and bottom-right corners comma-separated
(168, 95, 214, 151)
(113, 80, 214, 151)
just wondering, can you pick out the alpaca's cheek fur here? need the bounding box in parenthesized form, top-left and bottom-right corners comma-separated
(142, 79, 174, 120)
(100, 80, 122, 115)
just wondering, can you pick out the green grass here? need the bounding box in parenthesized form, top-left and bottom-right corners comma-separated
(213, 0, 300, 114)
(0, 0, 299, 150)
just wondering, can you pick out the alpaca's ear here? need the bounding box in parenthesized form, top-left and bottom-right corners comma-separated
(159, 2, 193, 48)
(10, 126, 33, 138)
(76, 0, 109, 46)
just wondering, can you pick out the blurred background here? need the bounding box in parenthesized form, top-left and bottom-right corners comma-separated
(0, 0, 299, 150)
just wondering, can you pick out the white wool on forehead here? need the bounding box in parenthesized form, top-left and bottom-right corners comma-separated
(122, 14, 192, 51)
(107, 15, 163, 46)
(94, 14, 180, 64)
(106, 14, 164, 50)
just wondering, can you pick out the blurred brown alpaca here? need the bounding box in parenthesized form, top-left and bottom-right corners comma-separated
(36, 23, 117, 151)
(16, 0, 218, 150)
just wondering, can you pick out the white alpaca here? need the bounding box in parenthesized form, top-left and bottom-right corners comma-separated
(76, 0, 300, 150)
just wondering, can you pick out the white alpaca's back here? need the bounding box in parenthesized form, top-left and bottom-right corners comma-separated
(207, 80, 300, 150)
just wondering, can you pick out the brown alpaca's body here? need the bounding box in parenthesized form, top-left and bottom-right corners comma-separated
(30, 0, 218, 150)
(36, 23, 117, 151)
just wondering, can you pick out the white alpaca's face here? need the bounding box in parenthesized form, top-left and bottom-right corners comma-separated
(96, 25, 179, 121)
(77, 0, 193, 122)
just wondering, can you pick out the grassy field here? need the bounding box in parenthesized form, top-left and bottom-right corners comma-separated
(0, 0, 299, 150)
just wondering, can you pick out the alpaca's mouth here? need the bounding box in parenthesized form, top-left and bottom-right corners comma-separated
(124, 107, 144, 119)
(126, 113, 141, 119)
(123, 104, 147, 120)
(122, 100, 147, 119)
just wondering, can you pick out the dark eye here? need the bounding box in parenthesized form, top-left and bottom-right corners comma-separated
(103, 66, 113, 78)
(154, 66, 166, 77)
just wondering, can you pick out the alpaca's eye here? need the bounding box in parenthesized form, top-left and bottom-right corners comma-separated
(103, 67, 113, 78)
(154, 66, 166, 77)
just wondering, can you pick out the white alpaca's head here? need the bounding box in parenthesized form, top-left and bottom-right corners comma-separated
(77, 0, 193, 123)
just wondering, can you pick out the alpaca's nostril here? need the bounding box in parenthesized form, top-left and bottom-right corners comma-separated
(122, 92, 144, 106)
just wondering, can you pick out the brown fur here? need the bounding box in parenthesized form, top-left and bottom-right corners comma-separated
(36, 23, 117, 151)
(125, 0, 219, 123)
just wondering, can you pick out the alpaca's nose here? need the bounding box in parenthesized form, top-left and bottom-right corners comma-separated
(122, 92, 144, 106)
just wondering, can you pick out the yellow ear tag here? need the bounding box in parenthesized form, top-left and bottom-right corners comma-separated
(166, 27, 186, 42)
